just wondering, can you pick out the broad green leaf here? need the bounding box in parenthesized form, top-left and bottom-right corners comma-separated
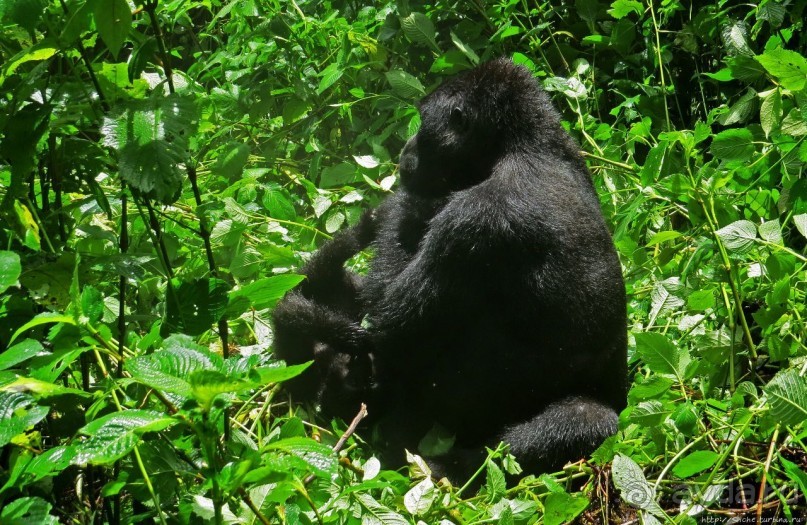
(9, 313, 76, 346)
(403, 477, 436, 515)
(255, 362, 311, 385)
(764, 369, 807, 426)
(354, 492, 409, 525)
(101, 96, 197, 203)
(0, 0, 47, 34)
(780, 457, 807, 496)
(576, 0, 600, 24)
(385, 70, 426, 99)
(634, 332, 690, 378)
(74, 410, 176, 465)
(612, 454, 666, 517)
(0, 250, 21, 293)
(760, 89, 782, 137)
(127, 339, 223, 398)
(672, 450, 719, 478)
(756, 48, 807, 91)
(629, 376, 674, 401)
(607, 0, 642, 19)
(228, 274, 305, 311)
(2, 376, 88, 399)
(0, 340, 44, 371)
(2, 44, 56, 80)
(264, 437, 337, 476)
(646, 231, 681, 246)
(450, 31, 479, 65)
(214, 142, 250, 180)
(628, 400, 671, 426)
(0, 496, 58, 525)
(648, 278, 685, 325)
(400, 12, 440, 52)
(716, 220, 757, 253)
(793, 214, 807, 239)
(485, 461, 506, 502)
(93, 0, 131, 58)
(781, 108, 807, 136)
(320, 162, 358, 188)
(758, 219, 783, 244)
(544, 492, 589, 525)
(0, 391, 49, 447)
(317, 63, 343, 94)
(163, 278, 230, 336)
(710, 128, 755, 161)
(721, 21, 753, 56)
(189, 370, 253, 410)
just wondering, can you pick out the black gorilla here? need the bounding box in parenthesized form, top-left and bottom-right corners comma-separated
(272, 58, 627, 479)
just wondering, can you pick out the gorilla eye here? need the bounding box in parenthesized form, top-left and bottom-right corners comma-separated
(449, 107, 466, 129)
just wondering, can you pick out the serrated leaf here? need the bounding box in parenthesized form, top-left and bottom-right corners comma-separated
(764, 369, 807, 426)
(229, 274, 304, 311)
(758, 219, 783, 244)
(265, 437, 337, 476)
(404, 477, 437, 515)
(485, 461, 506, 503)
(721, 21, 753, 56)
(710, 128, 755, 162)
(612, 454, 666, 517)
(756, 48, 807, 91)
(215, 142, 250, 179)
(760, 89, 782, 137)
(607, 0, 642, 19)
(354, 493, 409, 525)
(648, 278, 685, 325)
(93, 0, 131, 59)
(544, 492, 589, 525)
(385, 70, 426, 99)
(793, 214, 807, 239)
(0, 391, 49, 447)
(0, 250, 21, 294)
(0, 496, 58, 525)
(634, 332, 690, 378)
(317, 63, 343, 94)
(74, 410, 176, 465)
(672, 450, 719, 478)
(628, 400, 671, 426)
(320, 162, 358, 188)
(400, 13, 440, 52)
(163, 278, 230, 336)
(716, 220, 757, 253)
(127, 337, 224, 398)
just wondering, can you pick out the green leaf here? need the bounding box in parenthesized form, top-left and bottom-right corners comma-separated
(354, 493, 409, 525)
(317, 63, 343, 95)
(485, 461, 506, 503)
(0, 250, 21, 293)
(9, 313, 76, 346)
(0, 0, 47, 35)
(0, 391, 49, 447)
(756, 48, 807, 91)
(672, 450, 719, 478)
(716, 220, 757, 254)
(320, 162, 358, 188)
(634, 332, 690, 378)
(450, 31, 479, 65)
(646, 231, 681, 246)
(214, 142, 250, 180)
(758, 219, 783, 244)
(607, 0, 642, 19)
(710, 128, 755, 162)
(628, 400, 671, 426)
(400, 12, 440, 52)
(163, 278, 230, 336)
(385, 70, 426, 99)
(793, 214, 807, 239)
(74, 410, 176, 465)
(93, 0, 132, 58)
(255, 362, 311, 385)
(781, 108, 807, 136)
(544, 492, 589, 525)
(764, 369, 807, 426)
(228, 274, 304, 312)
(759, 89, 782, 137)
(0, 340, 44, 371)
(780, 457, 807, 496)
(265, 437, 337, 477)
(403, 477, 437, 516)
(0, 496, 59, 525)
(2, 44, 57, 80)
(189, 370, 253, 410)
(101, 96, 197, 204)
(612, 454, 666, 517)
(127, 337, 224, 398)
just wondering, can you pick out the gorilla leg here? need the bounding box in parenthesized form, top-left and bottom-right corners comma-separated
(499, 397, 618, 472)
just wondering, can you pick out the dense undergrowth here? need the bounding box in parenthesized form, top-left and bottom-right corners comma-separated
(2, 0, 807, 523)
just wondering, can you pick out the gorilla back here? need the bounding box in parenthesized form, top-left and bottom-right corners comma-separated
(362, 58, 627, 477)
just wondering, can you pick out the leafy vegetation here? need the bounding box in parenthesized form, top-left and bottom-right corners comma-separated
(1, 0, 807, 523)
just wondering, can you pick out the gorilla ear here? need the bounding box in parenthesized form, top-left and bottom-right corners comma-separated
(449, 107, 466, 129)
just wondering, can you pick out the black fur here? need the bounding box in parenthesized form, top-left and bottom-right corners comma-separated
(272, 58, 627, 480)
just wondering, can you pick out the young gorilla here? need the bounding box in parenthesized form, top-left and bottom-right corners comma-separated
(274, 58, 627, 480)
